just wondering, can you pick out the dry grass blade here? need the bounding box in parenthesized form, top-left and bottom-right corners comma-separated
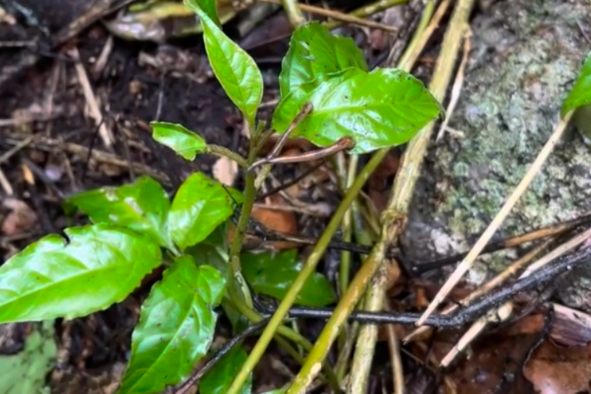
(416, 110, 575, 327)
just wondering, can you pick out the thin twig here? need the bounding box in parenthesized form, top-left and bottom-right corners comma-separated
(436, 27, 472, 142)
(416, 110, 576, 326)
(325, 0, 410, 31)
(269, 102, 313, 160)
(385, 298, 404, 394)
(4, 135, 169, 184)
(249, 137, 354, 171)
(69, 47, 114, 147)
(174, 318, 270, 394)
(0, 167, 13, 195)
(413, 213, 591, 274)
(404, 238, 553, 343)
(439, 227, 591, 367)
(260, 0, 399, 32)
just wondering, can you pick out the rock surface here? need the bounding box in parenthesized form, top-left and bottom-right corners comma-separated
(401, 0, 591, 310)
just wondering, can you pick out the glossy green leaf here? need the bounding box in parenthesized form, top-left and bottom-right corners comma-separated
(65, 176, 172, 248)
(118, 256, 225, 394)
(184, 0, 220, 26)
(188, 1, 263, 125)
(151, 121, 207, 161)
(562, 51, 591, 117)
(273, 67, 442, 154)
(241, 250, 336, 307)
(168, 172, 242, 250)
(200, 345, 252, 394)
(279, 21, 367, 97)
(0, 225, 161, 323)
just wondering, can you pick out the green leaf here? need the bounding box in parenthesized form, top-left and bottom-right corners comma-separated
(200, 345, 252, 394)
(65, 176, 172, 248)
(562, 51, 591, 117)
(241, 250, 336, 307)
(188, 1, 263, 125)
(0, 224, 161, 323)
(118, 256, 225, 394)
(151, 121, 207, 161)
(168, 172, 242, 250)
(273, 67, 442, 154)
(279, 21, 367, 98)
(184, 0, 220, 26)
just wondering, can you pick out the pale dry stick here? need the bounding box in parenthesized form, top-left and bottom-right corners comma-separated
(68, 47, 114, 148)
(259, 0, 399, 32)
(347, 260, 399, 393)
(396, 0, 452, 70)
(440, 302, 514, 368)
(259, 99, 279, 109)
(385, 299, 404, 394)
(92, 35, 114, 77)
(439, 227, 591, 367)
(0, 113, 62, 127)
(416, 110, 575, 327)
(0, 167, 13, 195)
(4, 136, 169, 184)
(435, 26, 472, 142)
(521, 226, 591, 277)
(252, 202, 328, 217)
(403, 238, 554, 343)
(0, 136, 33, 164)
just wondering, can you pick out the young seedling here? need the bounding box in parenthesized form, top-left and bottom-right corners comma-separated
(0, 1, 442, 393)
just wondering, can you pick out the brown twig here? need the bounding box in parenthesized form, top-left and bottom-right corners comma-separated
(261, 0, 399, 32)
(249, 137, 355, 171)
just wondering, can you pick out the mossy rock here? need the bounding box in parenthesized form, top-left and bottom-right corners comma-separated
(401, 0, 591, 311)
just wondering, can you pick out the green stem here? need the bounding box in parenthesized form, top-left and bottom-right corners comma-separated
(281, 0, 306, 26)
(206, 144, 248, 168)
(231, 297, 342, 393)
(226, 148, 388, 394)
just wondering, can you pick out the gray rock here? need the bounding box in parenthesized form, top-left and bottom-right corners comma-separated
(401, 0, 591, 310)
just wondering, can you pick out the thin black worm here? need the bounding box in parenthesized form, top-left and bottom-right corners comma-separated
(259, 245, 591, 328)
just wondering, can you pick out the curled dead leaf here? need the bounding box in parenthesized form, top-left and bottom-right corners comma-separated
(212, 156, 238, 187)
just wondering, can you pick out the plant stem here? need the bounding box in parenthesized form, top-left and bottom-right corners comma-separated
(227, 147, 389, 394)
(231, 298, 342, 393)
(348, 261, 398, 393)
(206, 144, 248, 168)
(280, 0, 306, 26)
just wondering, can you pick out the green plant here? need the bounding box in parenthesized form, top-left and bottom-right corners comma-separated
(0, 0, 445, 393)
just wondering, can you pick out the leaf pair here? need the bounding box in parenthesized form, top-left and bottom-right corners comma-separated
(273, 22, 443, 154)
(66, 173, 241, 252)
